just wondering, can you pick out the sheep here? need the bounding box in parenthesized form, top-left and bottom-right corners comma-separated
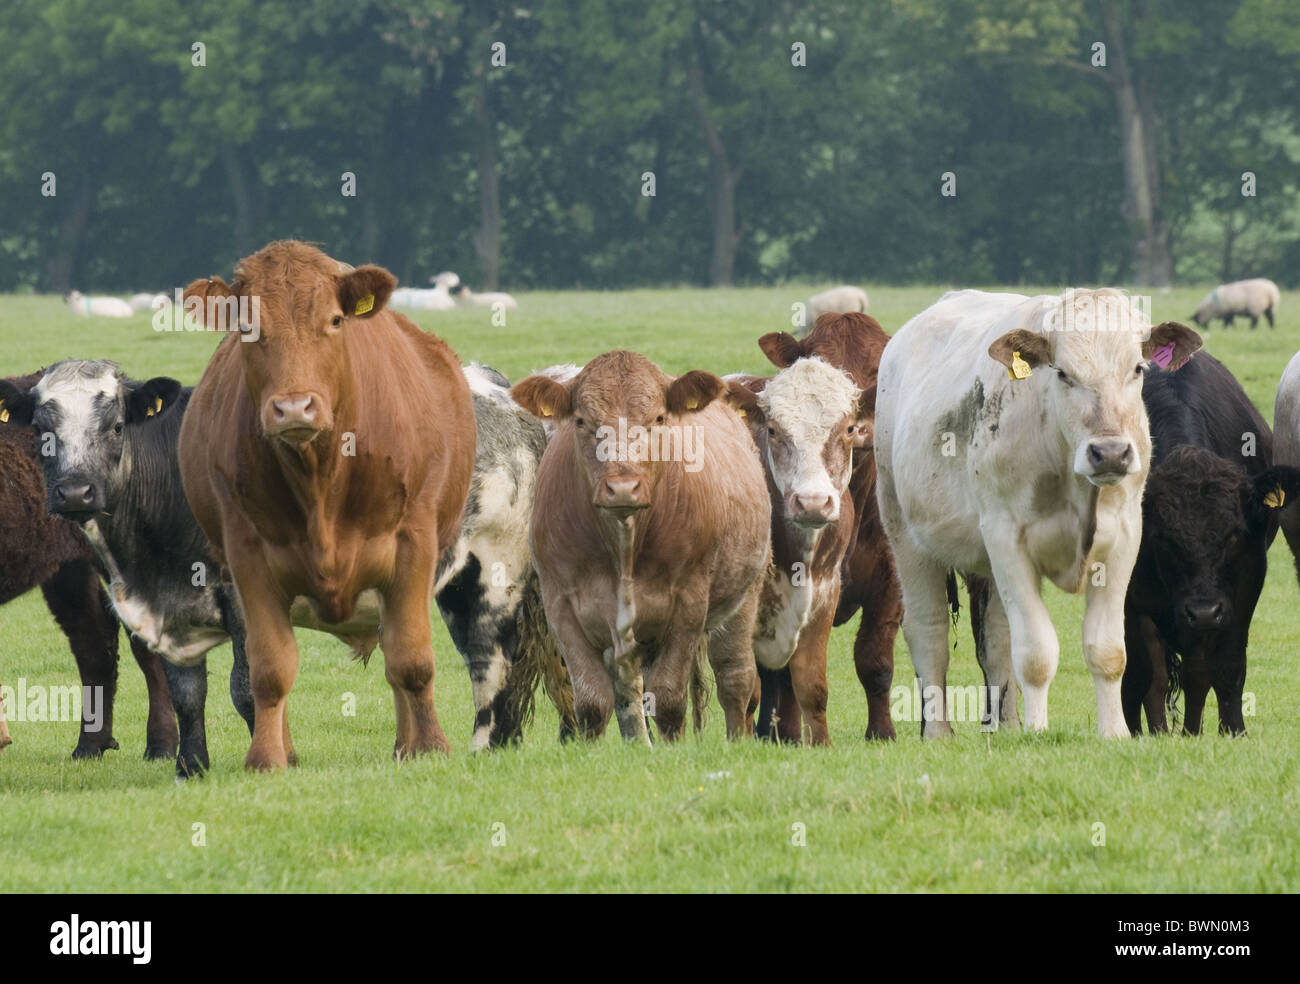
(127, 292, 170, 313)
(390, 283, 455, 311)
(1192, 278, 1280, 330)
(451, 283, 519, 309)
(65, 290, 133, 318)
(805, 285, 868, 335)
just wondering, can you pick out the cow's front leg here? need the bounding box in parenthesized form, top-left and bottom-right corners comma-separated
(232, 559, 299, 771)
(968, 574, 1020, 731)
(1083, 544, 1135, 738)
(704, 590, 761, 740)
(788, 606, 833, 745)
(755, 666, 801, 742)
(381, 544, 450, 759)
(160, 656, 210, 777)
(853, 564, 900, 740)
(985, 533, 1058, 733)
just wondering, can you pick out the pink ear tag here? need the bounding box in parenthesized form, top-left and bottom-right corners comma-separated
(1151, 342, 1175, 370)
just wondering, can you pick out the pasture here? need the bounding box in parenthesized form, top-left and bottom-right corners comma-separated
(1, 285, 1298, 893)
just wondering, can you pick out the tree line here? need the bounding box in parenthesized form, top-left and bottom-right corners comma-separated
(2, 0, 1298, 294)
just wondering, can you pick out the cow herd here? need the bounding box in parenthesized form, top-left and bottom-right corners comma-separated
(2, 240, 1298, 775)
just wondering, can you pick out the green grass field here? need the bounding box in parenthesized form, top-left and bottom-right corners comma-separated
(1, 284, 1298, 892)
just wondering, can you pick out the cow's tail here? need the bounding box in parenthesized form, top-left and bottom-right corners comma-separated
(505, 572, 577, 742)
(690, 637, 712, 733)
(946, 570, 961, 630)
(1163, 648, 1184, 731)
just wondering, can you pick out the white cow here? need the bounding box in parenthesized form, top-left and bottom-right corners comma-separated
(874, 288, 1201, 738)
(65, 290, 133, 318)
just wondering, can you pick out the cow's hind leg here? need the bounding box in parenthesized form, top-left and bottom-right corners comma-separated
(893, 549, 954, 739)
(435, 554, 513, 751)
(381, 546, 450, 759)
(755, 665, 801, 742)
(706, 592, 761, 739)
(159, 652, 210, 777)
(968, 574, 1020, 731)
(853, 564, 900, 741)
(219, 589, 256, 736)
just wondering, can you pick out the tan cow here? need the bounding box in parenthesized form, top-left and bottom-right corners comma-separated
(178, 241, 476, 769)
(511, 351, 770, 744)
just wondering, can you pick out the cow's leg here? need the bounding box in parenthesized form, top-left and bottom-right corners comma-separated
(544, 594, 612, 739)
(1082, 535, 1136, 738)
(853, 568, 900, 741)
(644, 632, 700, 742)
(232, 560, 299, 771)
(40, 561, 130, 757)
(969, 574, 1020, 731)
(1211, 644, 1247, 736)
(380, 546, 450, 759)
(125, 635, 181, 760)
(788, 607, 833, 745)
(756, 666, 801, 742)
(159, 655, 210, 777)
(893, 548, 954, 738)
(219, 589, 255, 736)
(704, 591, 761, 739)
(985, 535, 1058, 733)
(1179, 653, 1211, 736)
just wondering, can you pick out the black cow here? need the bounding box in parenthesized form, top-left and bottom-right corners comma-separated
(0, 360, 571, 774)
(1121, 352, 1300, 736)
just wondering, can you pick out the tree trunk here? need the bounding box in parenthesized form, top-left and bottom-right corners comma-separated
(688, 57, 742, 287)
(471, 75, 501, 291)
(221, 145, 255, 259)
(1222, 211, 1238, 282)
(361, 197, 380, 260)
(42, 170, 93, 293)
(1099, 0, 1171, 285)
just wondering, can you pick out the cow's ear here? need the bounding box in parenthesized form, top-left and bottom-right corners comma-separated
(182, 276, 239, 330)
(511, 375, 573, 421)
(724, 380, 765, 425)
(988, 329, 1051, 375)
(125, 377, 183, 424)
(337, 265, 397, 319)
(0, 380, 36, 427)
(1248, 467, 1300, 528)
(851, 384, 876, 449)
(758, 332, 804, 369)
(666, 370, 725, 415)
(1143, 322, 1203, 372)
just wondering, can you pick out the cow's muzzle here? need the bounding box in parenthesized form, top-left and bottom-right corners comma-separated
(788, 491, 837, 528)
(263, 392, 330, 444)
(1078, 437, 1138, 485)
(1182, 598, 1227, 632)
(50, 475, 103, 517)
(593, 473, 650, 515)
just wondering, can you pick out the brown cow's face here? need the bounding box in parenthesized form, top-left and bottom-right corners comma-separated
(512, 351, 725, 518)
(184, 260, 395, 448)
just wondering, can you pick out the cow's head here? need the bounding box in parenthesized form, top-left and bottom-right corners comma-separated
(183, 242, 396, 448)
(727, 359, 867, 528)
(0, 360, 182, 518)
(1143, 446, 1300, 644)
(512, 350, 724, 517)
(988, 291, 1202, 487)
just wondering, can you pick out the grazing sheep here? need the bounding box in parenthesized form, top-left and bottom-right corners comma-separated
(65, 291, 133, 318)
(805, 285, 868, 333)
(451, 283, 518, 309)
(1192, 278, 1280, 330)
(390, 283, 455, 311)
(127, 292, 170, 313)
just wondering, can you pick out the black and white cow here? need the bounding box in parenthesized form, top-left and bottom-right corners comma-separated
(0, 360, 571, 773)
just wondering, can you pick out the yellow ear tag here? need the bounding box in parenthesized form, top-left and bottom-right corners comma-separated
(1264, 487, 1286, 509)
(540, 404, 553, 418)
(0, 406, 9, 424)
(1009, 351, 1032, 380)
(736, 408, 746, 418)
(354, 294, 374, 316)
(685, 397, 699, 410)
(146, 395, 163, 417)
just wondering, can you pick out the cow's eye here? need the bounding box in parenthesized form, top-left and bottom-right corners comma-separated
(575, 417, 584, 428)
(113, 422, 123, 435)
(767, 426, 776, 437)
(331, 315, 343, 327)
(655, 415, 665, 425)
(1134, 363, 1146, 377)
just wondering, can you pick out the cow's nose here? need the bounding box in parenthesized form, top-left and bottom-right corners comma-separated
(595, 476, 648, 511)
(1086, 438, 1134, 474)
(1183, 601, 1225, 630)
(54, 482, 95, 512)
(272, 395, 317, 425)
(792, 493, 835, 526)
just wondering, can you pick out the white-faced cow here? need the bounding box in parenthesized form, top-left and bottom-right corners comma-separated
(511, 350, 770, 744)
(725, 357, 869, 744)
(875, 288, 1202, 737)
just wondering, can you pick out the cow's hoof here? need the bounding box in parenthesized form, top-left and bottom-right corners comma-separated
(71, 737, 119, 759)
(865, 723, 897, 742)
(144, 742, 179, 762)
(175, 755, 210, 779)
(0, 736, 12, 751)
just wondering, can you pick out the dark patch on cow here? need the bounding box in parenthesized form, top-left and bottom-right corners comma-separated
(936, 379, 984, 448)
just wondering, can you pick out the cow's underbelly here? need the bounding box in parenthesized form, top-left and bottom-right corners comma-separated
(290, 590, 383, 637)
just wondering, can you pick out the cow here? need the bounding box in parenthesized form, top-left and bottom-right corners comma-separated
(1124, 355, 1300, 737)
(179, 240, 477, 770)
(724, 355, 870, 744)
(511, 350, 770, 744)
(0, 361, 255, 775)
(0, 371, 181, 760)
(1269, 350, 1300, 592)
(874, 288, 1202, 738)
(749, 313, 901, 740)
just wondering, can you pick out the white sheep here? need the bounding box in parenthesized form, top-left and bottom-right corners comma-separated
(805, 285, 868, 333)
(66, 290, 133, 318)
(451, 283, 518, 309)
(1192, 278, 1280, 330)
(128, 292, 172, 313)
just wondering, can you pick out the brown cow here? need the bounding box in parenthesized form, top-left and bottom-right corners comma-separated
(754, 312, 900, 740)
(725, 357, 871, 744)
(178, 241, 476, 769)
(511, 350, 769, 744)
